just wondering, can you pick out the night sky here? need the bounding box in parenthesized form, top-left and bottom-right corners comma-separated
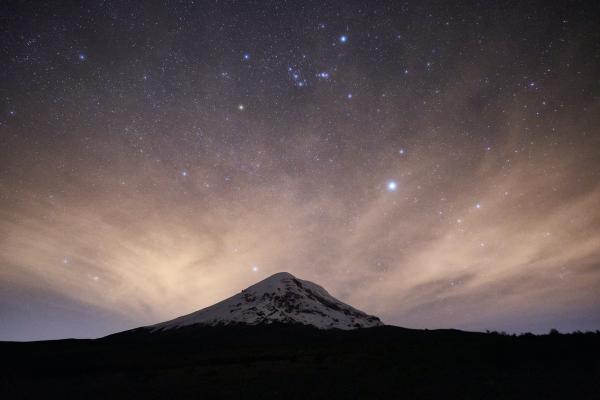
(1, 1, 600, 341)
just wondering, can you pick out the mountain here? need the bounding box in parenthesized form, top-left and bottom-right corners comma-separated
(2, 274, 599, 399)
(148, 272, 383, 331)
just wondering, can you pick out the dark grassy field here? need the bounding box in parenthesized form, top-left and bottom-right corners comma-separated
(1, 324, 599, 399)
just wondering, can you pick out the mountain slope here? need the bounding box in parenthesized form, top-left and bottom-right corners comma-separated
(149, 272, 383, 330)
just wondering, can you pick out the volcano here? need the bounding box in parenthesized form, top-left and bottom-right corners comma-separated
(148, 272, 383, 331)
(2, 274, 598, 400)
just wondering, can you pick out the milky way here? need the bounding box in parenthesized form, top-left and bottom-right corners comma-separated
(1, 1, 599, 340)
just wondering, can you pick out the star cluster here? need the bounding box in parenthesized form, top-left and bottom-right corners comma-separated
(1, 1, 599, 340)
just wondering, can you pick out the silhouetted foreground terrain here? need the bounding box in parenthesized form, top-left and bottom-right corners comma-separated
(1, 324, 599, 399)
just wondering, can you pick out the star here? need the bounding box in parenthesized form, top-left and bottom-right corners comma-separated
(399, 148, 405, 155)
(387, 180, 397, 192)
(78, 52, 86, 61)
(238, 104, 245, 111)
(475, 203, 481, 209)
(339, 35, 348, 43)
(243, 53, 250, 60)
(252, 266, 259, 272)
(347, 93, 353, 99)
(181, 171, 188, 177)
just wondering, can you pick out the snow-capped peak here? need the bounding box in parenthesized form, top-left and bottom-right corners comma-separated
(149, 272, 383, 331)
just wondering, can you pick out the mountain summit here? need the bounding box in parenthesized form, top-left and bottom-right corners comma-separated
(150, 272, 383, 330)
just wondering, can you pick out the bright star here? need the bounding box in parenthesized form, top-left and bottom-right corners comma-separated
(387, 180, 397, 191)
(475, 203, 481, 209)
(399, 148, 405, 155)
(347, 93, 353, 99)
(238, 104, 245, 111)
(243, 53, 250, 60)
(78, 53, 86, 61)
(252, 266, 259, 272)
(181, 171, 188, 177)
(339, 35, 348, 43)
